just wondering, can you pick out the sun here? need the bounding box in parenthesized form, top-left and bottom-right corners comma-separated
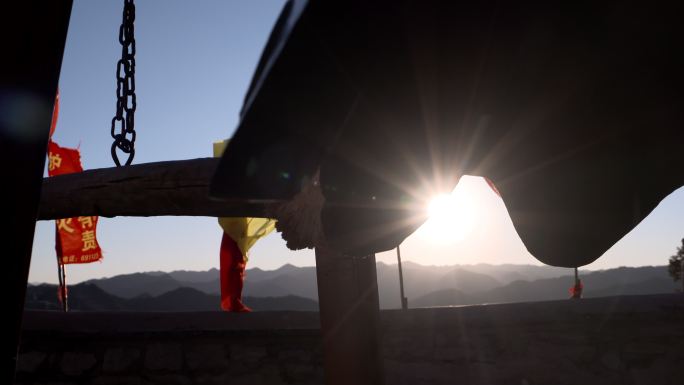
(416, 188, 477, 244)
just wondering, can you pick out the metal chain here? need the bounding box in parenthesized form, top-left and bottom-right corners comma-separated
(110, 0, 137, 166)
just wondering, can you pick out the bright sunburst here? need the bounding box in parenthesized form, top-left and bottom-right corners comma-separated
(417, 186, 477, 244)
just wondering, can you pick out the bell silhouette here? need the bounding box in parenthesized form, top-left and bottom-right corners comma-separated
(211, 0, 684, 266)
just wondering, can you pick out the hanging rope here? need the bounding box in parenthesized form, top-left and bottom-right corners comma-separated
(110, 0, 138, 167)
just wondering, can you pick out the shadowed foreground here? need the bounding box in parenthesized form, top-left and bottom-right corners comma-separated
(17, 294, 684, 385)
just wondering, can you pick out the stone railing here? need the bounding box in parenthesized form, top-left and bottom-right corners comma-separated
(16, 294, 684, 384)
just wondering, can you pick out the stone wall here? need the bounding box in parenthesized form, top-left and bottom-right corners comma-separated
(381, 294, 684, 385)
(16, 294, 684, 385)
(17, 312, 324, 385)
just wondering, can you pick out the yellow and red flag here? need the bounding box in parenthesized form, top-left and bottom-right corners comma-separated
(214, 140, 276, 312)
(48, 140, 103, 265)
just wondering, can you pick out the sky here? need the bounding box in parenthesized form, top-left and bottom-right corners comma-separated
(29, 0, 683, 284)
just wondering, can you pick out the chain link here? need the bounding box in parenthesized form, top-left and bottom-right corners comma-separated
(110, 0, 137, 167)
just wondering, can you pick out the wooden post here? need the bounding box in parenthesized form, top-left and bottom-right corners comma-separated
(315, 246, 384, 385)
(396, 246, 407, 310)
(60, 264, 68, 313)
(4, 1, 72, 382)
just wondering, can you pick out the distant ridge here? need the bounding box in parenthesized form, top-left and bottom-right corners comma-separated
(26, 263, 678, 311)
(25, 284, 318, 312)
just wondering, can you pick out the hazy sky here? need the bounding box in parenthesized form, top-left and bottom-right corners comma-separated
(30, 0, 683, 284)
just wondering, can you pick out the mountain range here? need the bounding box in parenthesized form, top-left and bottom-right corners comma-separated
(25, 263, 679, 312)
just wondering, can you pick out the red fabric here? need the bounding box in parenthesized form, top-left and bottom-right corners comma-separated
(220, 233, 251, 312)
(47, 140, 82, 176)
(484, 177, 501, 197)
(49, 90, 59, 138)
(569, 280, 583, 299)
(48, 140, 103, 265)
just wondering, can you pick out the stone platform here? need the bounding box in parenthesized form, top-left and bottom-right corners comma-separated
(16, 294, 684, 384)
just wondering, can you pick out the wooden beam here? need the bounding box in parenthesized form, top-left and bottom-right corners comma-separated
(38, 158, 271, 220)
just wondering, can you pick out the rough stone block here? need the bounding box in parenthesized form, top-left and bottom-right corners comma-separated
(433, 346, 469, 362)
(92, 375, 145, 385)
(145, 374, 191, 385)
(261, 365, 288, 385)
(193, 373, 231, 385)
(144, 343, 183, 372)
(230, 345, 267, 362)
(282, 363, 316, 380)
(629, 360, 681, 385)
(624, 342, 666, 355)
(277, 349, 311, 362)
(16, 351, 47, 372)
(185, 343, 228, 371)
(229, 365, 285, 385)
(20, 382, 79, 385)
(103, 347, 141, 373)
(600, 351, 622, 370)
(60, 352, 97, 376)
(384, 359, 460, 384)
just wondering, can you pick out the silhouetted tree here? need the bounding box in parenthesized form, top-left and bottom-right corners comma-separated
(667, 238, 683, 291)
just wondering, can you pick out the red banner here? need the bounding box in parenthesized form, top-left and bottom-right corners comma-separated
(48, 140, 103, 265)
(219, 233, 250, 312)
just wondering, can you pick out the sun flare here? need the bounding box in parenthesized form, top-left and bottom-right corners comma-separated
(417, 189, 477, 244)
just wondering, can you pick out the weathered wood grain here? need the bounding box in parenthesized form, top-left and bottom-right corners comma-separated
(38, 158, 272, 220)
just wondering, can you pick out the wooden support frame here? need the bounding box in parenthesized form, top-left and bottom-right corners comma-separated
(38, 158, 270, 220)
(40, 159, 387, 385)
(5, 1, 73, 382)
(40, 157, 387, 385)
